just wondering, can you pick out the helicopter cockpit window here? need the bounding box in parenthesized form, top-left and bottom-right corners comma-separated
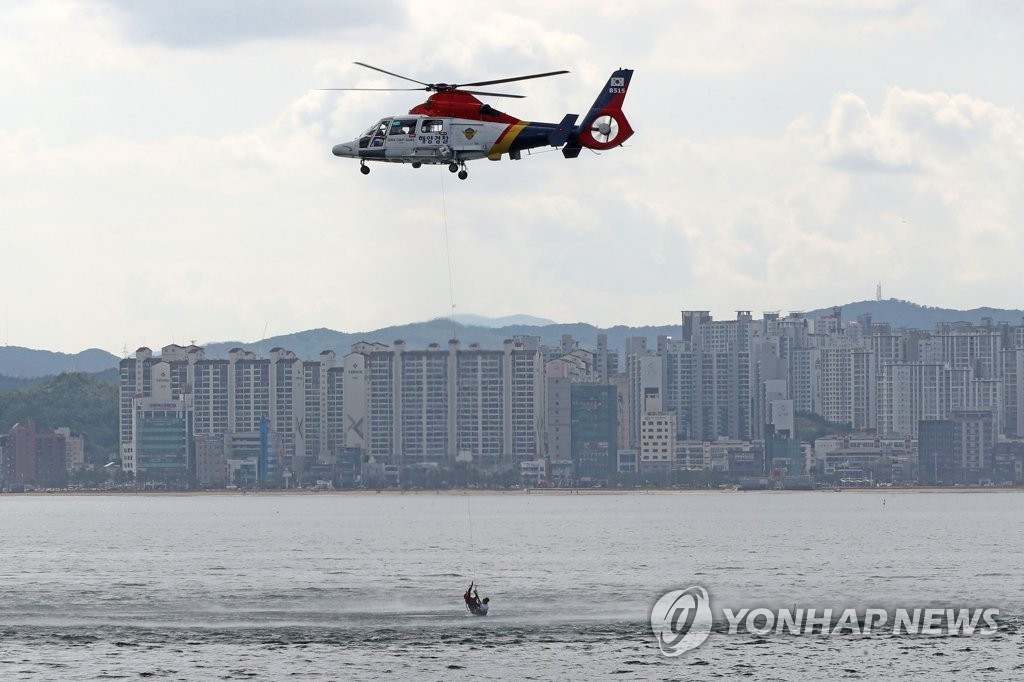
(358, 121, 383, 148)
(367, 120, 390, 147)
(421, 119, 444, 134)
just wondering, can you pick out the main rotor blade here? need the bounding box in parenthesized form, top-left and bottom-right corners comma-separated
(318, 87, 427, 92)
(460, 90, 526, 99)
(353, 62, 429, 87)
(318, 86, 524, 98)
(457, 70, 569, 88)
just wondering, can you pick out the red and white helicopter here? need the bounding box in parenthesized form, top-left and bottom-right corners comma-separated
(325, 63, 634, 179)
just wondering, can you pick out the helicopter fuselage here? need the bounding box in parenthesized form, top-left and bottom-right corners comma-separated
(331, 92, 565, 167)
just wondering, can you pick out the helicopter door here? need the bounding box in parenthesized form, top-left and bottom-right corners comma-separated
(418, 119, 449, 159)
(384, 118, 417, 158)
(419, 119, 447, 144)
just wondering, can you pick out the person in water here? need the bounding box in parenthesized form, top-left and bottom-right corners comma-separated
(463, 583, 490, 615)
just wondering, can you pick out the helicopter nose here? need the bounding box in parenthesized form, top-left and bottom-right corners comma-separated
(332, 143, 355, 157)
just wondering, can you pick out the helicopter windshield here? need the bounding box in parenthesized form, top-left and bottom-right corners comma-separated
(359, 119, 391, 149)
(363, 119, 391, 137)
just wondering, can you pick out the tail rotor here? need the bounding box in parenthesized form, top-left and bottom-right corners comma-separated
(590, 115, 620, 145)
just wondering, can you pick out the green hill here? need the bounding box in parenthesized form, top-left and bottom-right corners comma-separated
(0, 372, 118, 464)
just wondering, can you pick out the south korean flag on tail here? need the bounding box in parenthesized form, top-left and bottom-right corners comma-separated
(610, 77, 625, 87)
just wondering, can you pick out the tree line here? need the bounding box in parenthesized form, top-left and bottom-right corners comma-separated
(0, 372, 118, 465)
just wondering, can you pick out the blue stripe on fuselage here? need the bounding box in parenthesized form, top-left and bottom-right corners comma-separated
(508, 123, 560, 153)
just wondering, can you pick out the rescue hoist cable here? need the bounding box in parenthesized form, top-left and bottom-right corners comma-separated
(440, 174, 457, 341)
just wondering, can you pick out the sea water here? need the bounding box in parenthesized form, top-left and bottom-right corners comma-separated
(0, 490, 1021, 680)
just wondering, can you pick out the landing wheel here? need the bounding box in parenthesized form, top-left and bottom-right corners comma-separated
(360, 163, 370, 175)
(458, 170, 468, 180)
(448, 162, 459, 173)
(411, 161, 422, 169)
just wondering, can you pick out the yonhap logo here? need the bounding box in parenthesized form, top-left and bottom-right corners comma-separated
(650, 586, 713, 656)
(650, 586, 1000, 658)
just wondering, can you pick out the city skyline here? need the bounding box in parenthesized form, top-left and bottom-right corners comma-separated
(3, 2, 1023, 354)
(98, 308, 1024, 489)
(6, 304, 1024, 488)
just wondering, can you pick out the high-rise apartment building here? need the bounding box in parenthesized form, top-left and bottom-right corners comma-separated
(919, 410, 996, 485)
(192, 358, 229, 440)
(920, 328, 1003, 379)
(456, 344, 506, 466)
(626, 349, 662, 448)
(1002, 349, 1024, 438)
(544, 360, 573, 461)
(668, 312, 761, 442)
(878, 363, 947, 437)
(817, 343, 876, 431)
(570, 384, 618, 478)
(337, 339, 541, 470)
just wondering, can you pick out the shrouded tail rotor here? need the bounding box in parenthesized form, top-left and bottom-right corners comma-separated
(578, 109, 633, 151)
(590, 115, 620, 144)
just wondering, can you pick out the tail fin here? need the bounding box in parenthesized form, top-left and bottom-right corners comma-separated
(548, 113, 578, 147)
(576, 68, 634, 151)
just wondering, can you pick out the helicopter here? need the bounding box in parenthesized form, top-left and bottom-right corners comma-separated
(325, 62, 634, 179)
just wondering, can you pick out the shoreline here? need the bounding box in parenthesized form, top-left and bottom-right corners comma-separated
(6, 486, 1021, 498)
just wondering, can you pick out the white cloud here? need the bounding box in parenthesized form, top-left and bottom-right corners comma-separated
(824, 93, 919, 172)
(98, 0, 402, 47)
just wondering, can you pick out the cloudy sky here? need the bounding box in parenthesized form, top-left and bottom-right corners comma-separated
(3, 1, 1023, 354)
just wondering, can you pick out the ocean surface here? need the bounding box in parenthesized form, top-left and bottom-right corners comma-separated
(0, 490, 1021, 680)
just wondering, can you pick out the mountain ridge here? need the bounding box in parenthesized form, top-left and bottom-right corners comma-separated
(4, 300, 1023, 378)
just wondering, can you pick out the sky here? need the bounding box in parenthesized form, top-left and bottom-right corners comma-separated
(3, 1, 1023, 354)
